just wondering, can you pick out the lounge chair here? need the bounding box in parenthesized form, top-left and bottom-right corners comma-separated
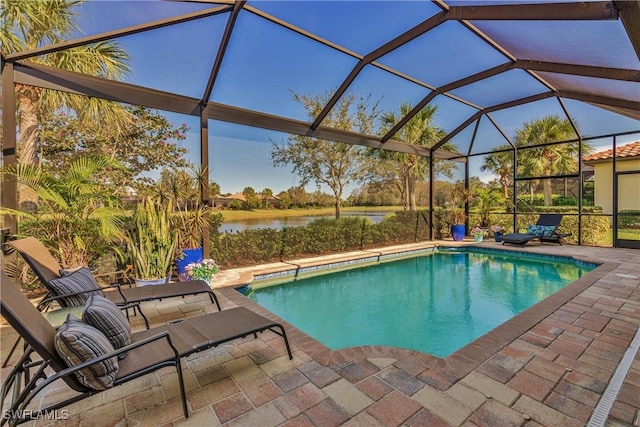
(500, 214, 571, 246)
(0, 271, 293, 426)
(0, 290, 149, 368)
(7, 237, 221, 312)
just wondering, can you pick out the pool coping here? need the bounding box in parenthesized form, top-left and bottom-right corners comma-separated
(215, 241, 618, 382)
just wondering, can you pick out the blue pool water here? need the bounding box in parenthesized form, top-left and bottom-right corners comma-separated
(242, 249, 596, 357)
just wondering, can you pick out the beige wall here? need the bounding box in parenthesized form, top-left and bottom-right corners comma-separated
(592, 158, 640, 214)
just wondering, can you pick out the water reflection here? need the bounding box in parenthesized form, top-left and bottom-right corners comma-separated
(219, 211, 390, 233)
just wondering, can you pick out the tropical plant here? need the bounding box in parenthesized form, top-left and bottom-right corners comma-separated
(480, 145, 513, 210)
(472, 187, 506, 228)
(153, 167, 210, 249)
(376, 103, 447, 211)
(126, 197, 178, 280)
(260, 188, 274, 208)
(0, 156, 125, 268)
(515, 115, 589, 206)
(446, 182, 471, 225)
(1, 0, 131, 206)
(242, 187, 261, 209)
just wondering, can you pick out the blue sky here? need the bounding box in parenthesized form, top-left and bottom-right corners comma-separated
(72, 1, 639, 195)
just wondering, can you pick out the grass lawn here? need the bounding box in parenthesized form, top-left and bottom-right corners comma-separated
(618, 229, 640, 240)
(217, 206, 403, 221)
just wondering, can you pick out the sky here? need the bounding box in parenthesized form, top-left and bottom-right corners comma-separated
(69, 0, 639, 195)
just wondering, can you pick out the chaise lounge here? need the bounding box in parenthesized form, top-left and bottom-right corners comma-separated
(500, 214, 571, 246)
(0, 271, 292, 426)
(7, 237, 221, 312)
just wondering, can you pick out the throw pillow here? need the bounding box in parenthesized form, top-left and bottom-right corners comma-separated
(541, 225, 558, 237)
(54, 315, 119, 390)
(526, 225, 544, 236)
(59, 265, 85, 276)
(83, 294, 131, 359)
(49, 267, 103, 307)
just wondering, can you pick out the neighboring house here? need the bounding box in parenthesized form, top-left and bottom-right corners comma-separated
(213, 193, 246, 208)
(260, 195, 281, 208)
(214, 193, 280, 208)
(583, 141, 640, 215)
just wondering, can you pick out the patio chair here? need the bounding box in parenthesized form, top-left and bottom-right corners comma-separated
(0, 288, 149, 368)
(0, 271, 293, 426)
(7, 237, 221, 312)
(500, 214, 571, 246)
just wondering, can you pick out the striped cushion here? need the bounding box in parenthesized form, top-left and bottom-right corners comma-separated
(83, 294, 131, 359)
(49, 267, 103, 307)
(59, 265, 84, 276)
(54, 315, 119, 390)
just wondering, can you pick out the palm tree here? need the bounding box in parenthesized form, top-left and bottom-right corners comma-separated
(0, 156, 125, 268)
(378, 103, 446, 211)
(154, 167, 210, 249)
(480, 145, 514, 210)
(515, 115, 583, 206)
(1, 0, 131, 205)
(261, 188, 273, 208)
(472, 186, 505, 228)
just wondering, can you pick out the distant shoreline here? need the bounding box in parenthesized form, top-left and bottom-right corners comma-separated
(217, 206, 403, 221)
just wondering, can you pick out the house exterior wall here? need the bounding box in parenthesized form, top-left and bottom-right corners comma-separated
(593, 158, 640, 214)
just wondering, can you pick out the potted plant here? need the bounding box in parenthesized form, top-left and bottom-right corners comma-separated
(126, 196, 178, 286)
(448, 183, 471, 241)
(174, 204, 210, 280)
(473, 187, 506, 230)
(184, 258, 219, 285)
(492, 224, 505, 242)
(471, 226, 488, 242)
(449, 208, 468, 241)
(159, 167, 212, 281)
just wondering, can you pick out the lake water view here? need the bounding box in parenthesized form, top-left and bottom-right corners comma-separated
(220, 211, 391, 233)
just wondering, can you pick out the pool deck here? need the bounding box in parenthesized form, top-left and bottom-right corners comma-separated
(1, 241, 639, 426)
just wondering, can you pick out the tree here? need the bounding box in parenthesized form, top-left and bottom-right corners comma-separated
(209, 181, 221, 204)
(1, 0, 132, 206)
(0, 156, 125, 268)
(276, 191, 292, 209)
(272, 92, 379, 218)
(376, 103, 446, 211)
(287, 186, 309, 208)
(261, 188, 273, 208)
(480, 145, 514, 211)
(152, 167, 210, 249)
(349, 181, 399, 206)
(242, 187, 260, 209)
(154, 169, 197, 207)
(514, 115, 584, 206)
(471, 186, 505, 228)
(40, 106, 190, 195)
(361, 155, 407, 208)
(309, 190, 333, 208)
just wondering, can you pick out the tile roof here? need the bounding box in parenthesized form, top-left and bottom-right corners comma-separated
(583, 141, 640, 162)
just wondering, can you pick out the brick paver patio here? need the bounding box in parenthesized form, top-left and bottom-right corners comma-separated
(1, 242, 639, 426)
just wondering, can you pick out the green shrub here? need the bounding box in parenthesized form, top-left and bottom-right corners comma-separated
(209, 212, 434, 268)
(619, 210, 640, 229)
(211, 228, 282, 266)
(553, 196, 578, 206)
(208, 208, 616, 268)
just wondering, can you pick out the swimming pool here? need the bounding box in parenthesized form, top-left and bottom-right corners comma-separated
(241, 248, 596, 357)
